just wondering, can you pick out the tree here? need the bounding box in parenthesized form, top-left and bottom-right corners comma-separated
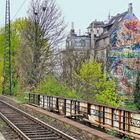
(60, 48, 90, 87)
(0, 18, 26, 94)
(0, 28, 4, 93)
(73, 59, 121, 107)
(134, 72, 140, 109)
(18, 0, 66, 88)
(11, 18, 27, 92)
(34, 74, 79, 99)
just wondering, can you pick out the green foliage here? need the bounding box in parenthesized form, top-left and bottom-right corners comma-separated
(134, 72, 140, 109)
(34, 75, 79, 99)
(0, 29, 4, 93)
(10, 92, 28, 104)
(11, 19, 26, 95)
(106, 129, 117, 137)
(73, 59, 121, 107)
(35, 75, 63, 96)
(122, 136, 135, 140)
(0, 63, 3, 93)
(0, 18, 27, 94)
(95, 89, 121, 107)
(124, 102, 138, 111)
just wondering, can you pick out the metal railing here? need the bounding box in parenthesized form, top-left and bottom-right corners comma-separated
(29, 93, 140, 139)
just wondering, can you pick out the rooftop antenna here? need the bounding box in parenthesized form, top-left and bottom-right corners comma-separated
(128, 3, 133, 13)
(79, 29, 81, 36)
(71, 22, 74, 30)
(2, 0, 12, 95)
(70, 22, 75, 36)
(108, 11, 111, 21)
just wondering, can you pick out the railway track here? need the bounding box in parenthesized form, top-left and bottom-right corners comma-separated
(0, 100, 76, 140)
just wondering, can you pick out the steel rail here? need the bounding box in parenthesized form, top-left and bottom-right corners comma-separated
(0, 112, 30, 140)
(0, 100, 76, 140)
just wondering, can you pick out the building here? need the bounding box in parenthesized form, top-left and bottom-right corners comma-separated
(62, 3, 140, 98)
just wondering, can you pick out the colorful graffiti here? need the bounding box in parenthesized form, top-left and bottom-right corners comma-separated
(109, 13, 140, 96)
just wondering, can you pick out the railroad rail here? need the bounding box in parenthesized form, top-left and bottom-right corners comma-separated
(29, 93, 140, 140)
(0, 99, 76, 140)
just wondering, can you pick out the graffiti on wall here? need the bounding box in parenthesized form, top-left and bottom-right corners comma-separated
(109, 13, 140, 96)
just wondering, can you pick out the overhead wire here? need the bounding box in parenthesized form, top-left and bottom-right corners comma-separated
(11, 0, 28, 21)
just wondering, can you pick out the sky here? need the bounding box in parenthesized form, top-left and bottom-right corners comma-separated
(0, 0, 140, 34)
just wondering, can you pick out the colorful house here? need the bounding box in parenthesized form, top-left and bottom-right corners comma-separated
(109, 3, 140, 100)
(86, 3, 140, 100)
(64, 3, 140, 100)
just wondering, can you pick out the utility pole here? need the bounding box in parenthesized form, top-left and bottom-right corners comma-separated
(2, 0, 12, 95)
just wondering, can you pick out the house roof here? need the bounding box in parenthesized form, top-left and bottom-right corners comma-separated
(88, 21, 105, 29)
(96, 11, 128, 40)
(108, 11, 128, 25)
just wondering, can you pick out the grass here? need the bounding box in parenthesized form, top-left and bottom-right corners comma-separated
(106, 129, 117, 137)
(10, 92, 29, 104)
(124, 102, 138, 111)
(122, 136, 135, 140)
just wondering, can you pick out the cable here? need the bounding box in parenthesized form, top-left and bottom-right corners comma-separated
(11, 0, 28, 21)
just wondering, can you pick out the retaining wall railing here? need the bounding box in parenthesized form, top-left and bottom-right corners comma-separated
(29, 93, 140, 139)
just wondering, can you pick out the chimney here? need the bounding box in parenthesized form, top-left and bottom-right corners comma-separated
(79, 29, 81, 36)
(108, 12, 111, 21)
(70, 22, 75, 36)
(71, 22, 74, 30)
(128, 3, 133, 13)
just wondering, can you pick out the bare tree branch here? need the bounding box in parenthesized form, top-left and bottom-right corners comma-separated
(18, 0, 66, 88)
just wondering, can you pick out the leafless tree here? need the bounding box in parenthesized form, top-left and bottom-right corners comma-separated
(60, 47, 90, 87)
(19, 0, 66, 88)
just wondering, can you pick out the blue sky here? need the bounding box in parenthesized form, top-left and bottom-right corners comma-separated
(0, 0, 29, 26)
(0, 0, 140, 34)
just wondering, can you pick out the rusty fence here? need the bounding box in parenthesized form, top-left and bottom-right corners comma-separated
(29, 93, 140, 139)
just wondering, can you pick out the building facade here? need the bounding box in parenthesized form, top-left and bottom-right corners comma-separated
(63, 3, 140, 98)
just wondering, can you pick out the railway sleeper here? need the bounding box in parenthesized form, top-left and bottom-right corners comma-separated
(30, 136, 62, 140)
(27, 134, 58, 137)
(22, 130, 51, 133)
(24, 132, 52, 135)
(0, 100, 76, 140)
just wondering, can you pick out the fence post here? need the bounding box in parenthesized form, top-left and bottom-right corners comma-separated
(33, 94, 35, 104)
(38, 94, 40, 106)
(127, 112, 131, 132)
(111, 108, 114, 127)
(87, 103, 91, 115)
(47, 96, 49, 109)
(123, 111, 126, 131)
(51, 97, 53, 110)
(78, 101, 80, 114)
(103, 106, 105, 125)
(74, 101, 76, 114)
(43, 95, 45, 108)
(119, 110, 122, 130)
(64, 99, 66, 115)
(70, 100, 72, 115)
(56, 98, 59, 111)
(29, 93, 31, 103)
(48, 96, 50, 110)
